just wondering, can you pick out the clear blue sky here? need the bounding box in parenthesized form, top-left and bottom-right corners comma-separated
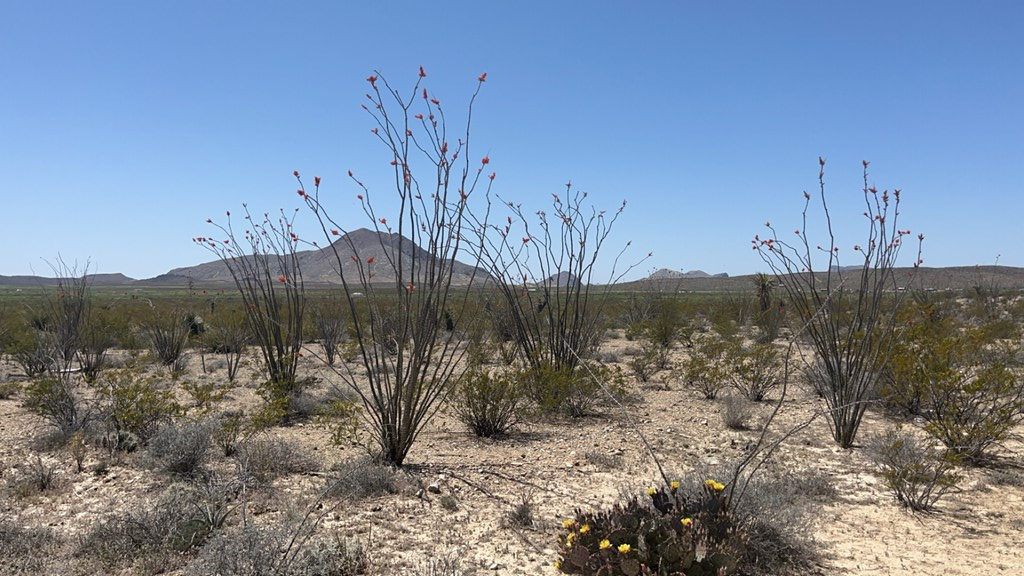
(3, 1, 1021, 281)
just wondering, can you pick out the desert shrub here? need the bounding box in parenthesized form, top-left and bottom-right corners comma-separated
(198, 207, 306, 414)
(0, 519, 59, 574)
(146, 419, 215, 477)
(181, 379, 230, 416)
(78, 498, 191, 567)
(205, 310, 251, 382)
(555, 479, 744, 576)
(77, 318, 115, 382)
(722, 470, 824, 576)
(213, 410, 249, 457)
(885, 322, 1024, 464)
(95, 367, 182, 445)
(81, 480, 241, 569)
(324, 455, 406, 499)
(867, 428, 961, 512)
(310, 300, 348, 367)
(234, 436, 318, 487)
(0, 380, 20, 400)
(315, 387, 362, 447)
(720, 394, 753, 430)
(754, 159, 921, 448)
(23, 375, 90, 438)
(506, 490, 536, 528)
(289, 535, 369, 576)
(727, 342, 781, 401)
(188, 523, 366, 576)
(141, 310, 191, 365)
(4, 455, 60, 498)
(585, 450, 623, 470)
(450, 367, 524, 437)
(680, 333, 730, 400)
(415, 549, 470, 576)
(9, 330, 55, 378)
(526, 360, 626, 417)
(626, 342, 671, 383)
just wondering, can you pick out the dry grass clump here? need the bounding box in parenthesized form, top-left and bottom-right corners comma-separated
(0, 518, 60, 574)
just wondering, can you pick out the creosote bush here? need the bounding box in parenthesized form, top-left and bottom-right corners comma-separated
(884, 317, 1024, 464)
(727, 342, 781, 402)
(95, 367, 182, 447)
(867, 428, 961, 512)
(23, 375, 90, 439)
(450, 367, 524, 437)
(679, 333, 730, 400)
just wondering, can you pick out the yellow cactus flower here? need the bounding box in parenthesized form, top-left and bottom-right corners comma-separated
(681, 517, 693, 527)
(705, 479, 725, 491)
(646, 487, 657, 496)
(562, 519, 575, 529)
(618, 543, 632, 554)
(670, 481, 680, 491)
(580, 524, 590, 534)
(599, 539, 611, 550)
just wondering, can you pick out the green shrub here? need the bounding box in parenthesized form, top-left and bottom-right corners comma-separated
(95, 367, 182, 445)
(885, 322, 1024, 464)
(867, 428, 961, 512)
(23, 376, 90, 438)
(315, 388, 362, 447)
(679, 334, 730, 400)
(555, 480, 743, 576)
(450, 367, 524, 437)
(527, 360, 626, 418)
(727, 342, 781, 402)
(626, 342, 671, 384)
(181, 379, 230, 416)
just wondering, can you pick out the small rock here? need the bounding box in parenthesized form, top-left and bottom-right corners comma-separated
(427, 482, 442, 494)
(489, 561, 500, 570)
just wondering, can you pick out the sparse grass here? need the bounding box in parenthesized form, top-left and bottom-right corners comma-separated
(505, 489, 535, 528)
(234, 436, 319, 487)
(0, 519, 60, 574)
(145, 419, 215, 477)
(324, 456, 406, 499)
(4, 455, 60, 498)
(721, 393, 754, 430)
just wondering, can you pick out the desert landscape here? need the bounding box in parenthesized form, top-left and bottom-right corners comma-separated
(1, 256, 1022, 575)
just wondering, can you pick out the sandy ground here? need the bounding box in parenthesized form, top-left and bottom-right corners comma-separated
(1, 335, 1022, 576)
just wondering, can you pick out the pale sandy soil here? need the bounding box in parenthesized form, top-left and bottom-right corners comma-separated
(1, 335, 1022, 576)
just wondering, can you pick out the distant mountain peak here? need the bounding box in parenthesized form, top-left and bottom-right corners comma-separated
(646, 268, 728, 280)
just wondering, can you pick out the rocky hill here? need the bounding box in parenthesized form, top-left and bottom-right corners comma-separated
(154, 228, 486, 286)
